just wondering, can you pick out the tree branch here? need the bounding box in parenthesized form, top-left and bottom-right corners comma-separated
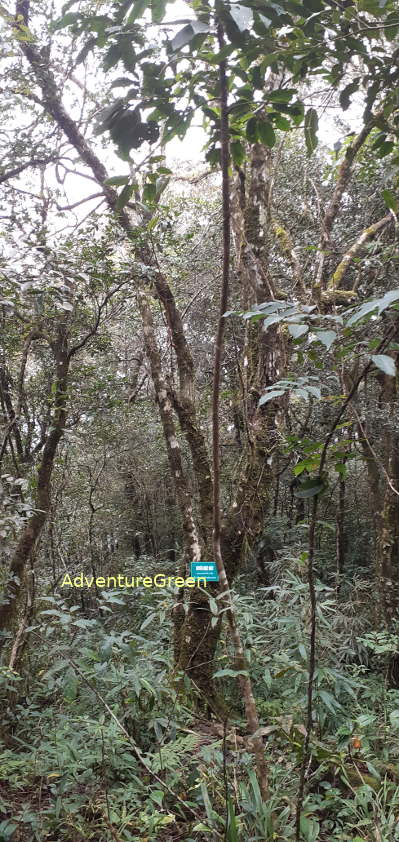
(328, 213, 392, 289)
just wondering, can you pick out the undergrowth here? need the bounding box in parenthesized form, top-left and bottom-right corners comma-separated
(1, 565, 399, 842)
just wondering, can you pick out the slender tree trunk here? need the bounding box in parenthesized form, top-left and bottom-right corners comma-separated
(336, 473, 346, 584)
(0, 329, 69, 651)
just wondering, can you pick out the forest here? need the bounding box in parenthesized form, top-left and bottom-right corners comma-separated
(0, 0, 399, 839)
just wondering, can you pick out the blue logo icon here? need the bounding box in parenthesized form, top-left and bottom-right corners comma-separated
(191, 562, 219, 582)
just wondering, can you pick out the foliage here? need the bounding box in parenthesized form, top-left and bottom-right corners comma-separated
(0, 0, 399, 838)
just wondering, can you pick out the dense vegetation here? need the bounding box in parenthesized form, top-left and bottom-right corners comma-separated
(0, 0, 399, 839)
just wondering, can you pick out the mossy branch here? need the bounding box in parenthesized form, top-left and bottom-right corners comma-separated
(328, 214, 392, 290)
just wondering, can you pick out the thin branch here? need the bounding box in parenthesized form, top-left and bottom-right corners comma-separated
(68, 280, 129, 359)
(314, 111, 382, 289)
(56, 192, 104, 211)
(354, 406, 399, 498)
(328, 214, 392, 290)
(0, 156, 57, 184)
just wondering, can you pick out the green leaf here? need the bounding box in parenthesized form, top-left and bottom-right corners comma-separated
(104, 175, 130, 186)
(140, 612, 157, 630)
(246, 116, 258, 143)
(226, 795, 239, 842)
(357, 713, 376, 727)
(377, 289, 399, 313)
(371, 354, 396, 376)
(377, 141, 394, 158)
(339, 78, 360, 111)
(116, 183, 135, 210)
(313, 329, 336, 350)
(213, 668, 249, 678)
(288, 323, 308, 339)
(257, 119, 276, 148)
(151, 0, 167, 23)
(267, 88, 296, 103)
(303, 384, 321, 399)
(319, 689, 340, 713)
(274, 114, 291, 130)
(229, 3, 253, 31)
(231, 139, 245, 167)
(0, 820, 18, 840)
(127, 0, 149, 22)
(390, 710, 399, 729)
(171, 21, 209, 51)
(298, 643, 307, 660)
(382, 188, 398, 213)
(51, 11, 80, 30)
(294, 477, 325, 498)
(346, 299, 379, 326)
(304, 107, 318, 155)
(358, 0, 386, 15)
(258, 389, 285, 405)
(111, 77, 135, 88)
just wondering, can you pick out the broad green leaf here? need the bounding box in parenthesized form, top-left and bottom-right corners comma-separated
(390, 710, 399, 728)
(346, 299, 379, 326)
(294, 477, 325, 498)
(288, 323, 308, 339)
(258, 389, 285, 405)
(213, 668, 249, 678)
(127, 0, 149, 22)
(298, 643, 307, 659)
(371, 354, 396, 376)
(304, 107, 318, 155)
(274, 114, 291, 130)
(151, 0, 167, 23)
(140, 612, 157, 630)
(304, 385, 321, 399)
(229, 3, 253, 31)
(226, 794, 239, 842)
(171, 21, 209, 51)
(257, 119, 276, 147)
(339, 78, 360, 110)
(246, 116, 258, 142)
(231, 139, 245, 166)
(319, 690, 340, 712)
(382, 188, 398, 213)
(377, 289, 399, 312)
(313, 329, 336, 350)
(267, 88, 296, 103)
(116, 183, 135, 210)
(111, 77, 135, 88)
(356, 713, 376, 727)
(358, 0, 386, 15)
(51, 11, 80, 30)
(104, 175, 130, 186)
(300, 815, 320, 842)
